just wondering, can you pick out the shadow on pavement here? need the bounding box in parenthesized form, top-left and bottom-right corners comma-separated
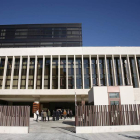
(52, 127, 88, 140)
(62, 121, 75, 126)
(118, 134, 140, 139)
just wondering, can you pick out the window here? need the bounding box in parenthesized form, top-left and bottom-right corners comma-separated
(109, 92, 119, 98)
(0, 58, 5, 89)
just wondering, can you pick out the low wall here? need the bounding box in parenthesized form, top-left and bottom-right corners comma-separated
(76, 125, 140, 133)
(0, 126, 28, 134)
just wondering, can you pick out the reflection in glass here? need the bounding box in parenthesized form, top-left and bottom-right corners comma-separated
(68, 58, 74, 89)
(121, 57, 130, 85)
(99, 58, 106, 86)
(60, 58, 66, 89)
(28, 58, 35, 89)
(91, 58, 97, 86)
(20, 58, 27, 89)
(52, 58, 58, 89)
(76, 58, 82, 89)
(110, 101, 119, 105)
(107, 57, 113, 86)
(0, 58, 5, 89)
(109, 92, 119, 98)
(36, 58, 43, 89)
(44, 58, 50, 89)
(114, 57, 122, 85)
(84, 58, 90, 89)
(5, 58, 12, 89)
(137, 57, 140, 79)
(13, 58, 20, 89)
(129, 57, 138, 88)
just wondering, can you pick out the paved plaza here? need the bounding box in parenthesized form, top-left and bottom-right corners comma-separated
(0, 117, 140, 140)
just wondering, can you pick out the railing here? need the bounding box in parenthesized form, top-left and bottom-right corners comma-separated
(75, 104, 140, 126)
(0, 106, 30, 126)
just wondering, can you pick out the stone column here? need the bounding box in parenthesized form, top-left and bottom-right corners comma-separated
(82, 55, 84, 89)
(26, 56, 30, 89)
(58, 55, 60, 89)
(18, 56, 22, 89)
(127, 55, 132, 86)
(34, 56, 37, 89)
(89, 55, 92, 88)
(74, 55, 76, 89)
(120, 55, 125, 86)
(105, 55, 109, 86)
(50, 55, 52, 89)
(112, 55, 117, 86)
(10, 56, 15, 89)
(42, 55, 45, 89)
(97, 55, 100, 86)
(66, 55, 68, 89)
(2, 56, 8, 89)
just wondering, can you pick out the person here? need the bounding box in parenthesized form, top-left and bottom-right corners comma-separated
(43, 111, 47, 121)
(56, 110, 59, 121)
(67, 109, 70, 118)
(36, 109, 39, 122)
(60, 110, 63, 119)
(41, 110, 44, 121)
(47, 109, 51, 121)
(70, 110, 73, 118)
(63, 109, 67, 120)
(53, 110, 56, 121)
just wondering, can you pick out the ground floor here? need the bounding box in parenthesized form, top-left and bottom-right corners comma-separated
(0, 117, 140, 140)
(0, 95, 88, 117)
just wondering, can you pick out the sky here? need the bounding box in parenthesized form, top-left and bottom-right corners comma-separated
(0, 0, 140, 46)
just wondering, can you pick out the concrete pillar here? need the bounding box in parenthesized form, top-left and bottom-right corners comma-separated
(42, 55, 45, 89)
(112, 55, 117, 86)
(97, 55, 100, 86)
(105, 55, 109, 86)
(18, 56, 22, 89)
(120, 55, 125, 86)
(127, 55, 132, 86)
(134, 55, 140, 88)
(2, 56, 8, 89)
(34, 56, 37, 89)
(26, 56, 30, 89)
(50, 55, 52, 89)
(66, 55, 68, 89)
(10, 56, 15, 89)
(74, 55, 76, 89)
(89, 55, 92, 88)
(82, 55, 84, 89)
(58, 55, 60, 89)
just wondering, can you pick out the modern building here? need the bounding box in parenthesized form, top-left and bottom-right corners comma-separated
(0, 23, 82, 48)
(0, 47, 140, 116)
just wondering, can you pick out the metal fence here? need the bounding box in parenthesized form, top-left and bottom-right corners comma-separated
(75, 104, 140, 126)
(0, 106, 30, 126)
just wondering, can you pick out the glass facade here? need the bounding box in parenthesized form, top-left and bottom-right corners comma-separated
(76, 58, 82, 89)
(114, 57, 123, 85)
(60, 58, 66, 89)
(99, 58, 106, 86)
(68, 57, 74, 89)
(0, 58, 5, 89)
(107, 57, 114, 86)
(44, 58, 50, 89)
(36, 58, 43, 89)
(20, 58, 27, 89)
(28, 58, 35, 89)
(84, 58, 90, 89)
(91, 58, 97, 86)
(129, 57, 138, 88)
(0, 55, 140, 89)
(12, 58, 20, 89)
(52, 58, 58, 89)
(5, 58, 12, 89)
(121, 57, 130, 85)
(137, 57, 140, 79)
(0, 24, 82, 48)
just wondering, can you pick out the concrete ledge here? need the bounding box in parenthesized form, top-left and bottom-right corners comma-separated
(76, 125, 140, 133)
(0, 126, 28, 134)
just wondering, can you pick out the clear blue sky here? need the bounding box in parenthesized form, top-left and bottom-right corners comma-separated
(0, 0, 140, 46)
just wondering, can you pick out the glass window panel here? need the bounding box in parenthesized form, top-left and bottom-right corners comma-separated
(0, 58, 5, 89)
(109, 92, 119, 98)
(110, 101, 119, 105)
